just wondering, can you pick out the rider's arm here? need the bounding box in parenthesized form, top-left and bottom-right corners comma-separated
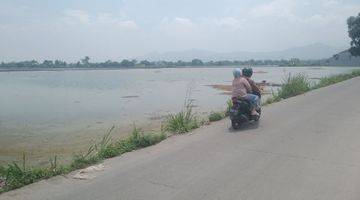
(243, 78, 252, 93)
(249, 79, 261, 93)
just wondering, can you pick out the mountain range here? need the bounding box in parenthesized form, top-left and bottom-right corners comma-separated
(141, 43, 346, 61)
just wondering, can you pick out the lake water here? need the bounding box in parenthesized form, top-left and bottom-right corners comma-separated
(0, 66, 358, 165)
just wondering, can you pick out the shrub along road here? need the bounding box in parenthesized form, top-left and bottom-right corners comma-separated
(2, 77, 360, 200)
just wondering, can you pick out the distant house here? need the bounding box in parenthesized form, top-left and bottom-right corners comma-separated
(327, 50, 360, 66)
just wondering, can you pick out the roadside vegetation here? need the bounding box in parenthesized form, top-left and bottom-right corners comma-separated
(264, 73, 311, 104)
(312, 70, 360, 89)
(0, 96, 198, 193)
(165, 98, 199, 134)
(265, 69, 360, 105)
(226, 99, 233, 116)
(1, 69, 360, 193)
(208, 112, 225, 122)
(0, 126, 167, 193)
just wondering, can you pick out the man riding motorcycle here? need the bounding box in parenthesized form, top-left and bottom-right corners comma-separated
(242, 67, 261, 98)
(232, 68, 259, 116)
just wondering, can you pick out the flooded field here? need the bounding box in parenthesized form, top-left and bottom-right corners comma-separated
(0, 66, 358, 165)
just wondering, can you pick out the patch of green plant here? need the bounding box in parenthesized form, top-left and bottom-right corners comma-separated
(70, 126, 115, 169)
(275, 73, 311, 100)
(165, 98, 198, 134)
(0, 154, 66, 192)
(313, 69, 360, 89)
(264, 73, 311, 104)
(0, 126, 167, 193)
(128, 127, 167, 149)
(70, 126, 167, 166)
(225, 99, 233, 116)
(262, 89, 280, 105)
(208, 112, 225, 122)
(263, 70, 360, 106)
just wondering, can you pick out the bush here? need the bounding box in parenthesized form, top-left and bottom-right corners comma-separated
(127, 127, 167, 149)
(276, 73, 311, 100)
(209, 112, 225, 122)
(165, 99, 198, 134)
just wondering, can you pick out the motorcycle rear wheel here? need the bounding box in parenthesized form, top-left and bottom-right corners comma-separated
(231, 120, 242, 130)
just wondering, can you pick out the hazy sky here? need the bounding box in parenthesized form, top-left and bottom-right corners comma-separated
(1, 0, 359, 61)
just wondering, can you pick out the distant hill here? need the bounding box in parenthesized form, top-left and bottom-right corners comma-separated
(141, 43, 344, 61)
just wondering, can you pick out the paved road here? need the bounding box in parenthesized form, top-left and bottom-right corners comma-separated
(2, 77, 360, 200)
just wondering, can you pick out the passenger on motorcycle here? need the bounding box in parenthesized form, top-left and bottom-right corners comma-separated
(232, 68, 259, 116)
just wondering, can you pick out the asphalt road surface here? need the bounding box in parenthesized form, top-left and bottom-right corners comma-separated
(2, 77, 360, 200)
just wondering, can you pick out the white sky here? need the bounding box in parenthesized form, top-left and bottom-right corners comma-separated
(0, 0, 359, 62)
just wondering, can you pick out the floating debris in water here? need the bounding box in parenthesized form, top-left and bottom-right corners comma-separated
(207, 84, 232, 92)
(148, 115, 167, 121)
(255, 70, 268, 73)
(258, 81, 282, 87)
(121, 95, 139, 98)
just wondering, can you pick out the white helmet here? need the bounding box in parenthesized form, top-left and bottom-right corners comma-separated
(233, 68, 241, 78)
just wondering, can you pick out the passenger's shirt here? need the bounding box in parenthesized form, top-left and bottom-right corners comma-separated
(232, 77, 252, 98)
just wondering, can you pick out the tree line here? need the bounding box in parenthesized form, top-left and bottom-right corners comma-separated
(0, 57, 332, 69)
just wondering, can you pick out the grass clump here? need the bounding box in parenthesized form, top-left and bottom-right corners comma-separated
(276, 73, 311, 100)
(165, 99, 198, 134)
(208, 112, 225, 122)
(108, 126, 167, 157)
(0, 155, 68, 193)
(265, 73, 311, 104)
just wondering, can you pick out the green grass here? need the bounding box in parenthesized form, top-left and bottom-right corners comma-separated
(164, 99, 199, 134)
(264, 69, 360, 105)
(70, 126, 167, 169)
(0, 126, 167, 193)
(208, 112, 225, 122)
(0, 156, 68, 193)
(274, 73, 311, 100)
(225, 99, 233, 116)
(312, 69, 360, 89)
